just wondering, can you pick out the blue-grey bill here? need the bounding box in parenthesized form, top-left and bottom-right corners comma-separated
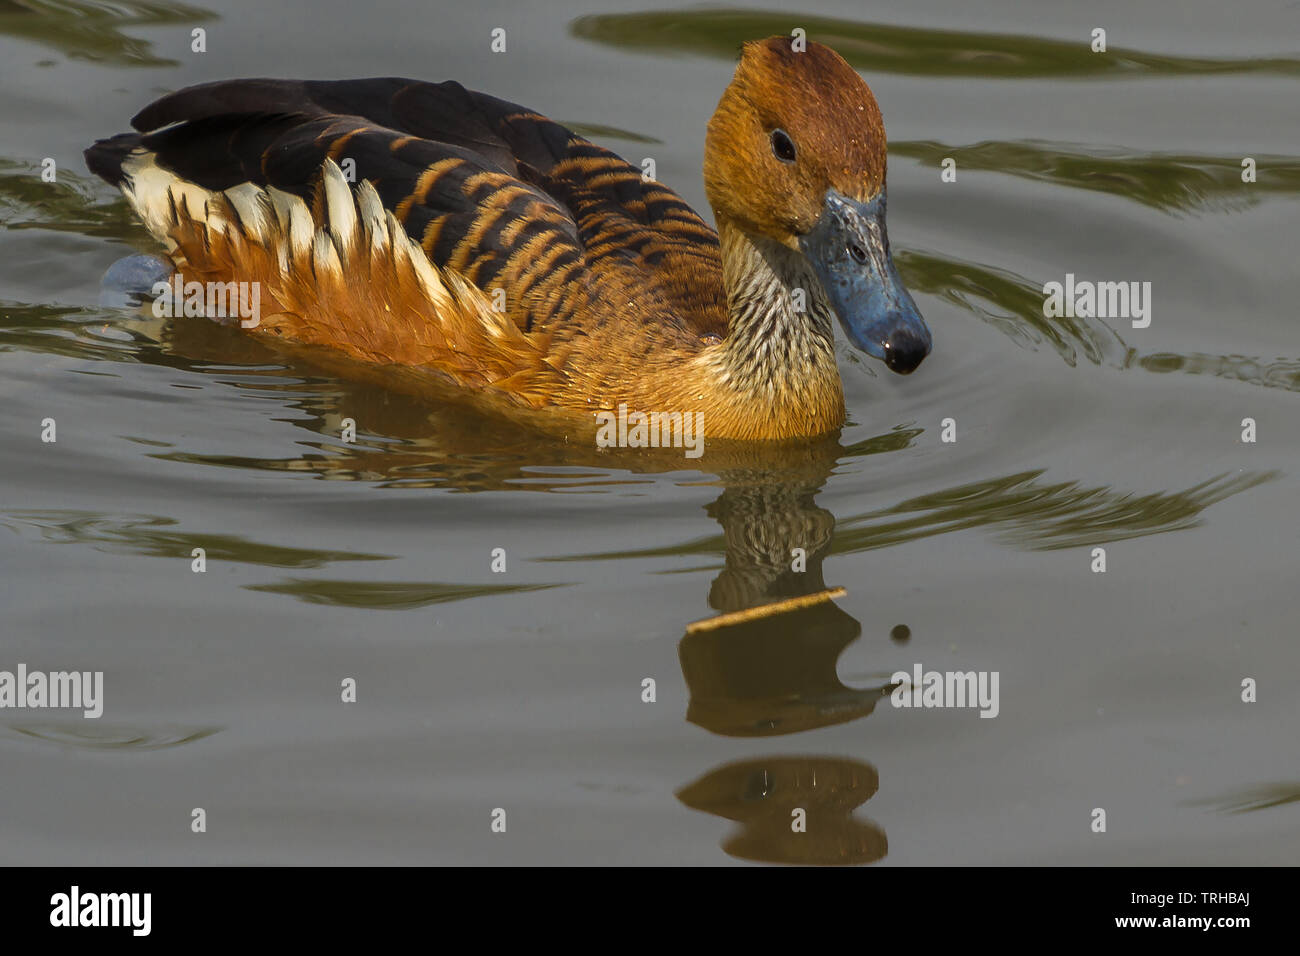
(798, 189, 931, 374)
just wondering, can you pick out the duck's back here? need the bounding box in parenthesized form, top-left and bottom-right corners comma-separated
(85, 78, 728, 406)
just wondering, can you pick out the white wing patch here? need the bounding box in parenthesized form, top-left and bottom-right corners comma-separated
(115, 150, 485, 322)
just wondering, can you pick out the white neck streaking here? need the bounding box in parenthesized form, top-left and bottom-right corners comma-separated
(714, 223, 841, 407)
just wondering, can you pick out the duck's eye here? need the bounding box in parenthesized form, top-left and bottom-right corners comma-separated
(770, 128, 796, 164)
(849, 242, 868, 264)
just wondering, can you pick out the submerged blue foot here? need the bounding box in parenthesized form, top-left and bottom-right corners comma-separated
(99, 254, 173, 308)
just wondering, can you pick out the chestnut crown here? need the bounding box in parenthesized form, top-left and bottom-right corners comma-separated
(704, 37, 888, 245)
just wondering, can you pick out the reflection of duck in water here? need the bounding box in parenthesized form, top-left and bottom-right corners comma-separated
(680, 592, 892, 737)
(675, 469, 892, 864)
(681, 471, 895, 737)
(85, 37, 929, 440)
(677, 757, 886, 865)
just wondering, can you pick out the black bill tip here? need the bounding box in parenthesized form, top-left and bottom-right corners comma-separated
(882, 326, 929, 374)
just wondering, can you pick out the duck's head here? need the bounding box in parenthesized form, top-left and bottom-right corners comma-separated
(705, 37, 930, 374)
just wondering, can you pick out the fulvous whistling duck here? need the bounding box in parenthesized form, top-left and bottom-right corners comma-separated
(85, 36, 931, 441)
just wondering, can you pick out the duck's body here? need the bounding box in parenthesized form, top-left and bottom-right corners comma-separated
(86, 38, 929, 440)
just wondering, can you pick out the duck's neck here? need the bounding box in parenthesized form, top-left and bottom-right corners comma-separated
(712, 220, 845, 435)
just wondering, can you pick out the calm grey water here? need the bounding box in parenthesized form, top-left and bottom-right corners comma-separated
(1, 0, 1298, 865)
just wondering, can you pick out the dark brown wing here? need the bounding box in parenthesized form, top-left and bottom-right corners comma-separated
(85, 77, 726, 340)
